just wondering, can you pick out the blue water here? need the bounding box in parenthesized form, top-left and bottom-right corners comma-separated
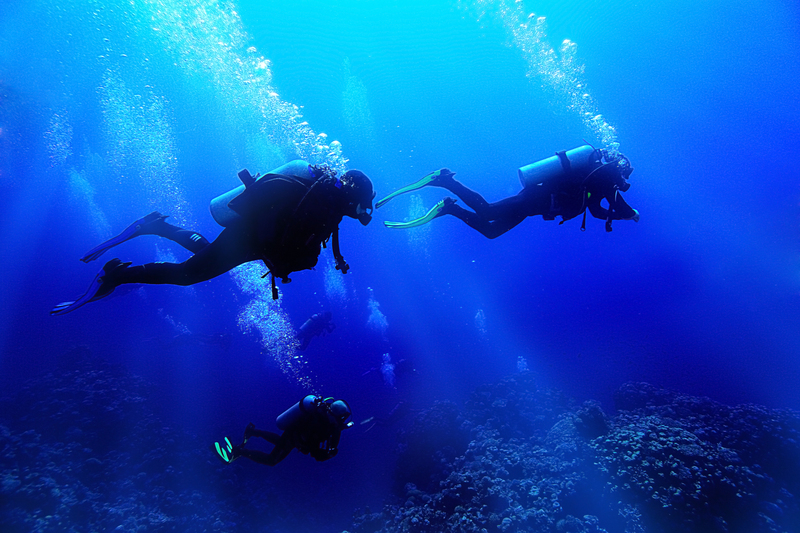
(1, 0, 799, 531)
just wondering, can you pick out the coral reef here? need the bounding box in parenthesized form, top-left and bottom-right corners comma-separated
(351, 376, 800, 533)
(593, 383, 800, 532)
(394, 400, 470, 494)
(3, 349, 797, 533)
(0, 346, 296, 532)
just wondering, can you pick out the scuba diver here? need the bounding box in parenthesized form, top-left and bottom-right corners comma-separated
(296, 311, 336, 351)
(52, 162, 376, 315)
(213, 395, 353, 466)
(377, 145, 639, 238)
(361, 353, 416, 389)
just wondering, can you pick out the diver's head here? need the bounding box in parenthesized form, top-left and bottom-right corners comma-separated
(329, 399, 354, 429)
(341, 169, 375, 226)
(596, 151, 633, 191)
(613, 153, 633, 191)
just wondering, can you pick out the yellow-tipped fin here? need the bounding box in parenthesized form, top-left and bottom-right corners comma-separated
(384, 199, 448, 229)
(375, 170, 442, 209)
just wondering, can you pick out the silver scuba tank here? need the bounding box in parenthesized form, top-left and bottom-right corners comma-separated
(517, 145, 597, 189)
(209, 159, 313, 227)
(275, 394, 320, 431)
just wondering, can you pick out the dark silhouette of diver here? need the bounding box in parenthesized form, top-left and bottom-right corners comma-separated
(362, 353, 417, 388)
(296, 311, 335, 350)
(52, 162, 376, 315)
(213, 395, 353, 466)
(377, 145, 639, 238)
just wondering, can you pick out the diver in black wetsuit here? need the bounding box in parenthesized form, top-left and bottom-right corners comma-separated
(378, 146, 639, 238)
(213, 395, 353, 466)
(52, 164, 376, 315)
(296, 311, 335, 350)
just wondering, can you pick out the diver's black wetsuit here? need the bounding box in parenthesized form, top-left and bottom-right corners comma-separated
(237, 414, 341, 466)
(439, 163, 638, 239)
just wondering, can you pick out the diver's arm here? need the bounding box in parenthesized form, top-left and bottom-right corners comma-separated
(331, 226, 349, 274)
(588, 189, 637, 221)
(327, 429, 341, 451)
(312, 447, 338, 461)
(586, 193, 609, 220)
(310, 430, 341, 461)
(608, 190, 639, 221)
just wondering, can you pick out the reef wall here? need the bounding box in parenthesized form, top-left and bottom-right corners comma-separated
(352, 374, 800, 533)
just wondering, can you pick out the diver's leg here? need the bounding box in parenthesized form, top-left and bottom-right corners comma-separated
(236, 445, 292, 466)
(298, 335, 311, 351)
(442, 203, 527, 239)
(53, 225, 255, 315)
(111, 225, 257, 287)
(435, 177, 549, 223)
(249, 428, 282, 446)
(433, 176, 492, 214)
(236, 432, 293, 467)
(140, 218, 210, 253)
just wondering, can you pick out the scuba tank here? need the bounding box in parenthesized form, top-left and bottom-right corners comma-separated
(209, 159, 314, 227)
(276, 394, 320, 430)
(517, 145, 598, 189)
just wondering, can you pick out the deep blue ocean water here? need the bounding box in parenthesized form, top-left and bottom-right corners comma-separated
(1, 0, 799, 531)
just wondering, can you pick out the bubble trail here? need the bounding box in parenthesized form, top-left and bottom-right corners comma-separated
(459, 0, 620, 154)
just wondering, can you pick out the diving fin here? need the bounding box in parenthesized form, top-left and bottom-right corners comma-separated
(50, 259, 131, 316)
(376, 169, 447, 209)
(213, 437, 237, 464)
(81, 212, 166, 263)
(384, 198, 454, 229)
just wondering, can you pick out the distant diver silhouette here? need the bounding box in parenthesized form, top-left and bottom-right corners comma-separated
(212, 395, 353, 467)
(296, 311, 335, 350)
(362, 353, 416, 389)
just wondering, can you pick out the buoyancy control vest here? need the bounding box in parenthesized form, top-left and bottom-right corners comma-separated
(208, 161, 350, 297)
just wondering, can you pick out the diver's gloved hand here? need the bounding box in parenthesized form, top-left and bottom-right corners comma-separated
(335, 258, 350, 274)
(309, 445, 337, 461)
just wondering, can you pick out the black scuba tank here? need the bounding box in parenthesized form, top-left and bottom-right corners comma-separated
(276, 394, 320, 430)
(517, 145, 598, 189)
(209, 160, 314, 227)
